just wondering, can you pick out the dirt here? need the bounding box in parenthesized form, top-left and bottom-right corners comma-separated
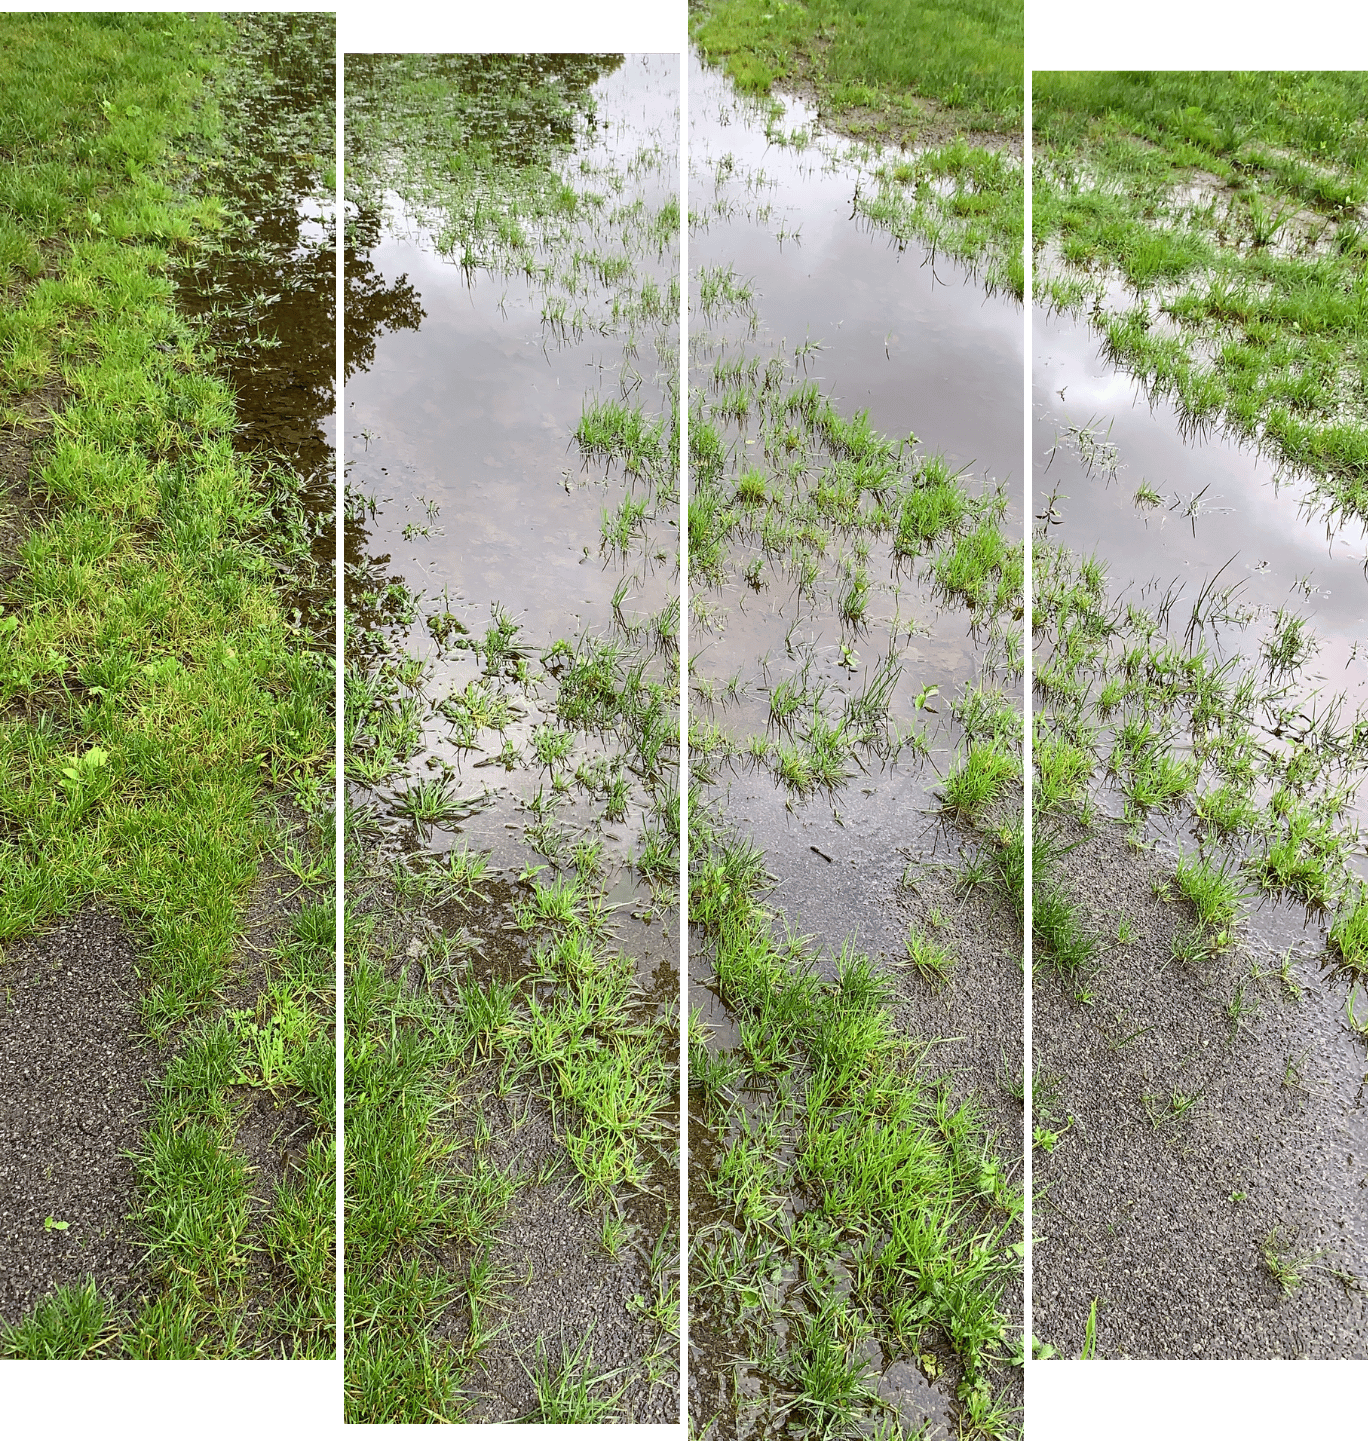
(0, 906, 159, 1328)
(1033, 815, 1368, 1358)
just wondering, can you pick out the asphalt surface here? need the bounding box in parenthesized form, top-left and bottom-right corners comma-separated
(1033, 815, 1368, 1358)
(0, 906, 157, 1328)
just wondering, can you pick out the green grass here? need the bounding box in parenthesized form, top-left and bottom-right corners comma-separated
(0, 12, 334, 1357)
(346, 53, 610, 265)
(692, 1, 1024, 296)
(691, 0, 1022, 126)
(521, 1332, 626, 1422)
(689, 811, 1020, 1437)
(1034, 71, 1368, 520)
(904, 922, 954, 985)
(1174, 852, 1247, 933)
(1263, 1227, 1313, 1296)
(0, 1281, 117, 1360)
(942, 743, 1016, 822)
(1329, 890, 1368, 975)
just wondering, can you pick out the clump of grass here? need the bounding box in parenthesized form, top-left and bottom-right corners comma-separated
(942, 744, 1015, 822)
(1329, 891, 1368, 975)
(734, 466, 768, 505)
(0, 1281, 118, 1359)
(1194, 783, 1260, 838)
(1174, 852, 1246, 932)
(1035, 732, 1092, 811)
(1033, 880, 1099, 975)
(894, 458, 972, 557)
(1262, 608, 1318, 679)
(1263, 1228, 1314, 1296)
(1169, 926, 1211, 966)
(904, 923, 954, 986)
(395, 774, 465, 826)
(520, 1332, 625, 1422)
(1249, 805, 1345, 909)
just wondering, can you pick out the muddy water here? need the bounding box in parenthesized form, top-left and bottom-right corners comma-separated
(172, 12, 426, 648)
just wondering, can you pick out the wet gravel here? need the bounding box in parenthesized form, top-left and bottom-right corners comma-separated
(0, 906, 157, 1327)
(1034, 816, 1368, 1358)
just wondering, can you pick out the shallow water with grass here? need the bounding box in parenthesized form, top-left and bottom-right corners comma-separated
(1026, 270, 1366, 1360)
(343, 53, 680, 1422)
(688, 52, 1024, 1441)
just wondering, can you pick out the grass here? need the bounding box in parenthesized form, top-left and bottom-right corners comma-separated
(1034, 71, 1368, 521)
(691, 1, 1024, 296)
(691, 0, 1022, 127)
(521, 1332, 626, 1422)
(1263, 1228, 1313, 1296)
(346, 54, 607, 266)
(700, 30, 1368, 518)
(1329, 890, 1368, 976)
(688, 810, 1020, 1437)
(943, 744, 1016, 823)
(687, 52, 1022, 1433)
(1174, 852, 1246, 932)
(904, 922, 954, 985)
(0, 12, 334, 1356)
(344, 51, 681, 1418)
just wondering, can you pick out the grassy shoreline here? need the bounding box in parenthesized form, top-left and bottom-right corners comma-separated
(1034, 72, 1368, 521)
(0, 12, 334, 1358)
(694, 18, 1368, 524)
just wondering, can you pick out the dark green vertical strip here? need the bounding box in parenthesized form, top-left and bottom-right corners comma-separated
(1026, 64, 1037, 1394)
(674, 39, 689, 1423)
(332, 42, 344, 1371)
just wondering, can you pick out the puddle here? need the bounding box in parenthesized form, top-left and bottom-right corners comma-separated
(1035, 305, 1368, 745)
(688, 49, 1023, 997)
(343, 52, 681, 1421)
(1032, 299, 1368, 1355)
(175, 13, 337, 643)
(688, 51, 1023, 1439)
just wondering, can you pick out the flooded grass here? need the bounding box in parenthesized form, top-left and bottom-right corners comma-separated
(0, 13, 335, 1357)
(1034, 71, 1368, 523)
(683, 39, 1026, 1435)
(343, 53, 680, 1422)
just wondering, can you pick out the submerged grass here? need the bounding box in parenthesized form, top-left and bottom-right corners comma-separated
(343, 53, 680, 1420)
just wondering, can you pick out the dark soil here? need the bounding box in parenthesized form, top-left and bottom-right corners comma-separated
(0, 906, 158, 1326)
